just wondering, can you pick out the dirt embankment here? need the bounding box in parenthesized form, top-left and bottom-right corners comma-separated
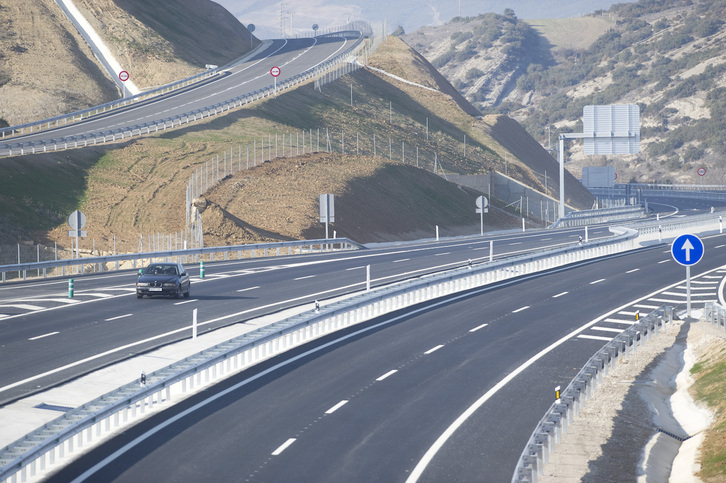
(0, 0, 257, 126)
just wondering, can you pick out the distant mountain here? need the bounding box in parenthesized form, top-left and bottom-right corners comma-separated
(402, 0, 726, 184)
(214, 0, 621, 40)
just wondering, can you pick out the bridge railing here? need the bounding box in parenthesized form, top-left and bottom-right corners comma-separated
(511, 307, 675, 482)
(0, 226, 639, 483)
(552, 205, 645, 228)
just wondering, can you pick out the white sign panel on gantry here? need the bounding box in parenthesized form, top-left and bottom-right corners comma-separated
(583, 104, 640, 155)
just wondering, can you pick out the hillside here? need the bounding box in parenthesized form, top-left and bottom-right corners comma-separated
(0, 0, 256, 127)
(0, 35, 593, 255)
(404, 0, 726, 184)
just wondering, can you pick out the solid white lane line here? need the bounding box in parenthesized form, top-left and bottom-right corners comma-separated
(512, 306, 530, 313)
(376, 370, 398, 381)
(272, 438, 296, 456)
(294, 275, 315, 281)
(29, 331, 59, 341)
(105, 314, 133, 321)
(237, 286, 260, 292)
(425, 345, 444, 355)
(553, 292, 568, 298)
(469, 323, 489, 332)
(325, 400, 349, 414)
(626, 268, 640, 274)
(590, 279, 606, 285)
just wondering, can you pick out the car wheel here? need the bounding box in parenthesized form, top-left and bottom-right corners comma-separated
(184, 287, 190, 298)
(137, 293, 143, 299)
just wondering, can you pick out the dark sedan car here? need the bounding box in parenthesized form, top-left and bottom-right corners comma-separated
(136, 262, 191, 299)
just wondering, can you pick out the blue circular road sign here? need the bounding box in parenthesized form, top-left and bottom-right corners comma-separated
(671, 234, 704, 266)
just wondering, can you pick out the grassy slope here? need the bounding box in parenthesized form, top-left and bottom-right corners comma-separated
(0, 36, 592, 254)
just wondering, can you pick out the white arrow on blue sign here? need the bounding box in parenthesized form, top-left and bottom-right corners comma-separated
(671, 234, 704, 266)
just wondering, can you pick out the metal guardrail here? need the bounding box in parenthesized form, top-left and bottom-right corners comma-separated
(704, 302, 726, 332)
(552, 205, 645, 228)
(511, 306, 675, 482)
(0, 25, 372, 156)
(0, 238, 363, 283)
(0, 226, 639, 482)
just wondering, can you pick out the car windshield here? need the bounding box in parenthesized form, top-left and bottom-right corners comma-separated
(144, 265, 178, 276)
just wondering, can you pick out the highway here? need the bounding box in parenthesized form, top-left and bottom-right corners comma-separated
(0, 34, 362, 156)
(0, 226, 612, 405)
(44, 224, 726, 482)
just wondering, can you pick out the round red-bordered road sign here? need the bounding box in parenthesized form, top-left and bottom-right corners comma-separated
(697, 167, 707, 176)
(270, 66, 281, 77)
(119, 70, 130, 82)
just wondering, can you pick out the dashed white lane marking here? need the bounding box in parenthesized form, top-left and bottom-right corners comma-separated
(424, 345, 444, 355)
(293, 275, 315, 281)
(393, 258, 410, 263)
(626, 268, 640, 274)
(509, 242, 522, 246)
(272, 438, 296, 456)
(658, 260, 669, 264)
(435, 252, 451, 256)
(376, 370, 397, 381)
(173, 299, 198, 305)
(553, 292, 568, 298)
(469, 323, 489, 332)
(578, 334, 613, 341)
(590, 279, 606, 285)
(325, 400, 349, 414)
(237, 286, 260, 292)
(512, 306, 530, 313)
(105, 314, 132, 322)
(345, 266, 365, 271)
(29, 331, 59, 341)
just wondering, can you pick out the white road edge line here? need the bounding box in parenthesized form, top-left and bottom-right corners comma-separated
(272, 438, 296, 456)
(28, 332, 59, 341)
(405, 269, 714, 483)
(325, 400, 349, 414)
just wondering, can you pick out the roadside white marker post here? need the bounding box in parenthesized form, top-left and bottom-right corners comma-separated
(476, 196, 488, 236)
(489, 240, 493, 262)
(585, 226, 589, 243)
(720, 216, 723, 234)
(366, 265, 371, 292)
(436, 225, 439, 241)
(192, 308, 198, 340)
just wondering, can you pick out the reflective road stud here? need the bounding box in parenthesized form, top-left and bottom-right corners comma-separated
(68, 278, 74, 298)
(200, 261, 205, 279)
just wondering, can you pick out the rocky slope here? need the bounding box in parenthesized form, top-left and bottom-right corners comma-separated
(403, 0, 726, 184)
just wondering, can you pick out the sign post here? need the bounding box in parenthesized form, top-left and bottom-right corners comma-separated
(270, 66, 281, 98)
(475, 196, 489, 236)
(67, 210, 87, 259)
(671, 233, 704, 317)
(319, 194, 334, 239)
(119, 70, 130, 98)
